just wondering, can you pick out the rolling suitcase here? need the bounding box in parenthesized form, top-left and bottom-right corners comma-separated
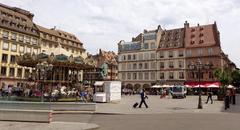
(133, 102, 139, 108)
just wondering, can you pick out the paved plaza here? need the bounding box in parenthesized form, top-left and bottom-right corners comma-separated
(96, 95, 240, 114)
(1, 95, 240, 130)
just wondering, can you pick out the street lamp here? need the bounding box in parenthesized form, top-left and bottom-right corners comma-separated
(189, 59, 212, 109)
(36, 61, 53, 102)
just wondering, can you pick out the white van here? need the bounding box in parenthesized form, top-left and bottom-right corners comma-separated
(172, 86, 187, 99)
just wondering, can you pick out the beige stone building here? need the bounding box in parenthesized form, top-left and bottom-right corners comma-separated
(0, 3, 87, 86)
(0, 4, 40, 85)
(118, 26, 162, 90)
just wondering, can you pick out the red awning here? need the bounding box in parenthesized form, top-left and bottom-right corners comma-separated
(185, 81, 221, 88)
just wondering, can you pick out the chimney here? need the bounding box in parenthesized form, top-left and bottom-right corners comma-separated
(184, 21, 189, 28)
(197, 23, 200, 26)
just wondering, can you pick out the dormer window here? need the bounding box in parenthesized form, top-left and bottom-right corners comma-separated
(199, 40, 204, 44)
(190, 41, 195, 44)
(191, 34, 195, 38)
(191, 28, 195, 32)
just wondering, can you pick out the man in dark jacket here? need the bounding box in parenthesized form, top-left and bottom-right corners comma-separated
(206, 89, 213, 104)
(139, 89, 148, 108)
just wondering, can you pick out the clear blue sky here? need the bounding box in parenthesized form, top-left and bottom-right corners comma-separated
(1, 0, 239, 67)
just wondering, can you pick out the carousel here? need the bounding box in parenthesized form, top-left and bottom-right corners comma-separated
(16, 47, 96, 102)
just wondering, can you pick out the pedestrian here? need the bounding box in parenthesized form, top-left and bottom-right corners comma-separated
(225, 89, 231, 110)
(232, 88, 236, 105)
(139, 89, 148, 108)
(206, 88, 213, 104)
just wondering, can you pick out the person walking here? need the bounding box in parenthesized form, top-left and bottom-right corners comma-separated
(206, 89, 213, 104)
(139, 89, 148, 108)
(225, 89, 231, 110)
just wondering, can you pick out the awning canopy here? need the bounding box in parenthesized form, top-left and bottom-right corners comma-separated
(185, 81, 221, 88)
(227, 85, 235, 89)
(151, 85, 161, 88)
(94, 81, 104, 86)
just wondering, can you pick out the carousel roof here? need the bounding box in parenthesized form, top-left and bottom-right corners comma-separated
(17, 52, 96, 69)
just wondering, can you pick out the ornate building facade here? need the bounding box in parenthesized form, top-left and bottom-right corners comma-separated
(0, 3, 40, 85)
(0, 3, 87, 86)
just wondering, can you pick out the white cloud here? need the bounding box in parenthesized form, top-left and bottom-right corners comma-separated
(0, 0, 239, 67)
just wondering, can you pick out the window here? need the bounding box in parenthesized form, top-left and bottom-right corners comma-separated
(25, 36, 30, 43)
(139, 63, 143, 69)
(179, 61, 183, 68)
(26, 47, 31, 53)
(186, 50, 192, 57)
(139, 53, 143, 60)
(208, 48, 213, 55)
(133, 54, 137, 60)
(19, 46, 24, 53)
(127, 73, 131, 80)
(17, 68, 22, 77)
(169, 72, 174, 79)
(150, 72, 155, 80)
(209, 72, 214, 79)
(150, 62, 156, 69)
(24, 69, 30, 78)
(190, 41, 195, 45)
(121, 63, 126, 70)
(191, 34, 195, 38)
(150, 42, 156, 49)
(178, 51, 184, 57)
(1, 67, 7, 76)
(2, 31, 9, 38)
(2, 41, 9, 50)
(127, 55, 131, 60)
(133, 73, 137, 80)
(2, 54, 8, 62)
(11, 44, 17, 52)
(168, 51, 173, 58)
(18, 35, 24, 42)
(199, 33, 204, 37)
(133, 63, 137, 69)
(144, 72, 149, 80)
(71, 49, 74, 53)
(198, 49, 203, 56)
(160, 62, 164, 68)
(127, 63, 131, 70)
(138, 73, 143, 80)
(159, 51, 164, 58)
(179, 72, 184, 79)
(10, 55, 16, 63)
(144, 63, 148, 69)
(160, 73, 164, 79)
(11, 33, 17, 40)
(122, 55, 126, 61)
(9, 68, 15, 77)
(144, 43, 149, 49)
(150, 53, 155, 59)
(199, 40, 204, 44)
(32, 38, 37, 45)
(169, 61, 174, 68)
(144, 53, 149, 60)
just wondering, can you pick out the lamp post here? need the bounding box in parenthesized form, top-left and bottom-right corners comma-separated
(189, 59, 212, 109)
(36, 62, 53, 102)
